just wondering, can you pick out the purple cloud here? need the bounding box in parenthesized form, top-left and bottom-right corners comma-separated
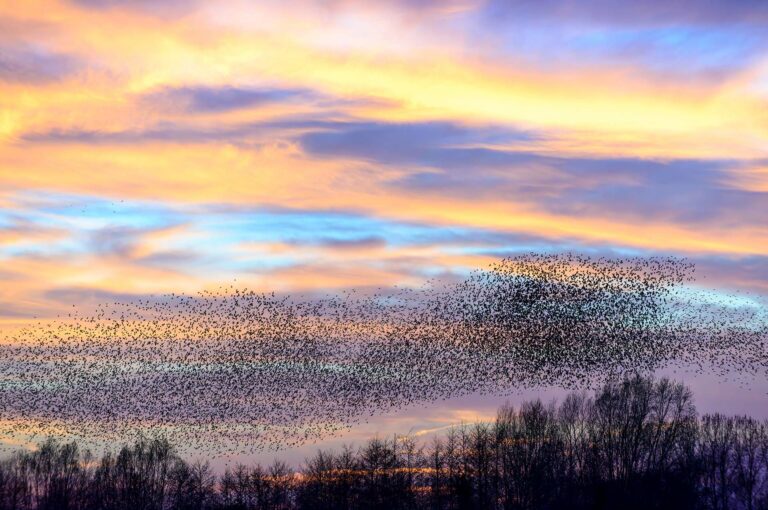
(299, 120, 768, 227)
(146, 86, 315, 112)
(0, 45, 79, 84)
(481, 0, 768, 26)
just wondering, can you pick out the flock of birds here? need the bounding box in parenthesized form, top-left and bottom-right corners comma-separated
(0, 254, 765, 456)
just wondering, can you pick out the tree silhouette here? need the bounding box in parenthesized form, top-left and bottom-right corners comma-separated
(1, 374, 767, 509)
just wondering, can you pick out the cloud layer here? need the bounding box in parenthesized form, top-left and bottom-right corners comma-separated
(0, 0, 766, 325)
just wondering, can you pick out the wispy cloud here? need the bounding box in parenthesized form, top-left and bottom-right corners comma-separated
(0, 44, 80, 84)
(0, 0, 766, 326)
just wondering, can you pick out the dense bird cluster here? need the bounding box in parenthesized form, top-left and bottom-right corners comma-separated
(0, 254, 765, 455)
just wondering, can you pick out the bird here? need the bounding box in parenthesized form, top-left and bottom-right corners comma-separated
(0, 254, 764, 460)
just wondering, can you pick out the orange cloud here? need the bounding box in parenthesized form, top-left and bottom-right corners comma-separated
(1, 0, 767, 333)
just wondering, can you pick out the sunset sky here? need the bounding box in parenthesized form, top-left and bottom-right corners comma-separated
(2, 0, 768, 313)
(1, 0, 768, 460)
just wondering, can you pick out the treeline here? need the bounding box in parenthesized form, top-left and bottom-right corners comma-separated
(1, 376, 767, 509)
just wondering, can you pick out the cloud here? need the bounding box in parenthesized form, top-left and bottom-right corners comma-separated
(43, 286, 156, 306)
(312, 236, 387, 251)
(87, 225, 146, 257)
(481, 0, 768, 26)
(1, 0, 767, 322)
(300, 120, 534, 168)
(0, 17, 59, 43)
(68, 0, 199, 18)
(19, 114, 348, 145)
(0, 216, 68, 248)
(0, 45, 79, 84)
(296, 119, 768, 227)
(21, 123, 261, 145)
(145, 85, 316, 113)
(693, 255, 768, 294)
(396, 156, 768, 226)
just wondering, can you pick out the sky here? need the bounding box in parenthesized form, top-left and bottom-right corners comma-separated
(1, 0, 768, 463)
